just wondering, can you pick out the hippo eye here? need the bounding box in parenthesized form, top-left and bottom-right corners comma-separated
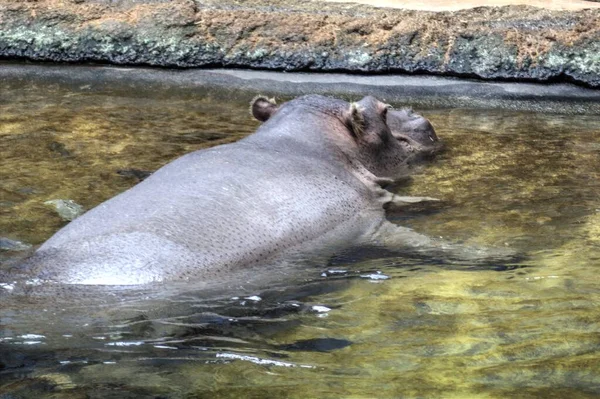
(381, 104, 391, 117)
(381, 104, 393, 118)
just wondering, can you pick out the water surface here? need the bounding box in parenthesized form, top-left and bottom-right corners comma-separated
(1, 76, 600, 398)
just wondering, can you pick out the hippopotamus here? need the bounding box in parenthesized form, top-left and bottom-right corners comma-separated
(9, 94, 452, 291)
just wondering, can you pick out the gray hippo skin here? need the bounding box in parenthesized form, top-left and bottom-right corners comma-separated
(14, 95, 455, 288)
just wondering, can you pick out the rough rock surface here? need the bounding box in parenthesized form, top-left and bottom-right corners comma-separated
(0, 237, 31, 252)
(0, 0, 599, 87)
(44, 199, 85, 221)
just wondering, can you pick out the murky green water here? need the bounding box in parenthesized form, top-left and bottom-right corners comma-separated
(2, 76, 600, 398)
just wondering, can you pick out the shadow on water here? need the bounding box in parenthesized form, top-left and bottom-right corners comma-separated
(2, 71, 600, 398)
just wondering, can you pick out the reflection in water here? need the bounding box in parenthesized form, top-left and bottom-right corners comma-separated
(1, 78, 600, 398)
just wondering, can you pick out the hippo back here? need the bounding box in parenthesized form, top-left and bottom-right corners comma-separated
(25, 129, 378, 286)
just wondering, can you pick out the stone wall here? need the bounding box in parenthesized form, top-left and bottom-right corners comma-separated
(1, 0, 599, 87)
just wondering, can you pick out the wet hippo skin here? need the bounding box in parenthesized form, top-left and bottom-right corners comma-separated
(12, 94, 459, 288)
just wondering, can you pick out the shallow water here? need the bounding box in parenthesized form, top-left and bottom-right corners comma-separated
(1, 76, 600, 398)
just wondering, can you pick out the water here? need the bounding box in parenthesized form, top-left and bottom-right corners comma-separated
(1, 75, 600, 398)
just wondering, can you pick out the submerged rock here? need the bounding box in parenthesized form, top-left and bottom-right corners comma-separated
(48, 141, 72, 158)
(278, 338, 352, 352)
(0, 0, 599, 86)
(0, 237, 32, 252)
(44, 199, 85, 221)
(116, 168, 152, 182)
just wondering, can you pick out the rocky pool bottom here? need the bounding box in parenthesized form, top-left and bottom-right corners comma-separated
(1, 68, 600, 398)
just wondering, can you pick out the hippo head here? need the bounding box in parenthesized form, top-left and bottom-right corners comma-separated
(348, 96, 442, 181)
(386, 107, 443, 161)
(250, 94, 441, 183)
(387, 108, 440, 149)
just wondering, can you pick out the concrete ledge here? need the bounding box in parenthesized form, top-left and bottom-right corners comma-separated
(2, 63, 599, 114)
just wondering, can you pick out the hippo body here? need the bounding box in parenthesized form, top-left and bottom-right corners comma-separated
(15, 95, 442, 288)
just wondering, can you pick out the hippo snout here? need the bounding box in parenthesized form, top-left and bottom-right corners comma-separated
(387, 109, 443, 154)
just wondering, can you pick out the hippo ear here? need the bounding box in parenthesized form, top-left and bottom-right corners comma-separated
(347, 102, 365, 138)
(251, 95, 278, 122)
